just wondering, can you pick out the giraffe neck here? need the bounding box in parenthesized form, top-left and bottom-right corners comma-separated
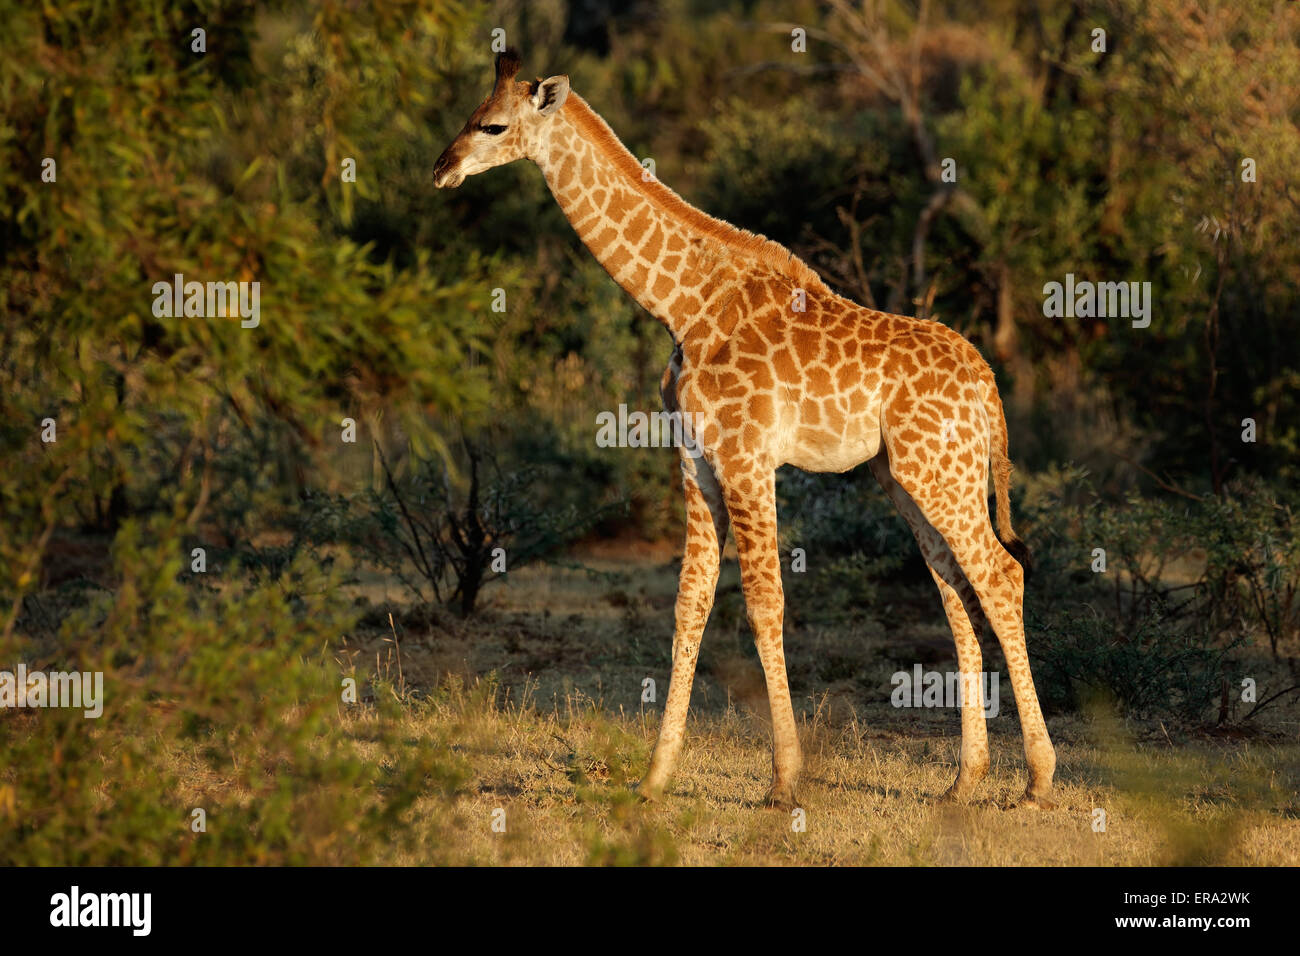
(531, 93, 830, 343)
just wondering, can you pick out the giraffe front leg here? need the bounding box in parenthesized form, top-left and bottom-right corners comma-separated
(719, 464, 802, 810)
(639, 452, 727, 801)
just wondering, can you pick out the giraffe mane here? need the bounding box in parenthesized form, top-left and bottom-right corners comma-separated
(559, 92, 833, 297)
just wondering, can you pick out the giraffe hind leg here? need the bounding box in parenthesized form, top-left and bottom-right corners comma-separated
(869, 450, 991, 802)
(880, 407, 1057, 808)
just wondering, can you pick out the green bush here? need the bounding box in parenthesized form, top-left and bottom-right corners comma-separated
(776, 469, 914, 623)
(0, 514, 464, 865)
(1018, 468, 1296, 722)
(1027, 603, 1237, 722)
(294, 435, 627, 615)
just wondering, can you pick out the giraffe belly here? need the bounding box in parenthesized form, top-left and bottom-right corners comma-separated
(780, 410, 883, 473)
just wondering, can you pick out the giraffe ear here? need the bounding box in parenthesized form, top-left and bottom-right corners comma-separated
(532, 75, 569, 116)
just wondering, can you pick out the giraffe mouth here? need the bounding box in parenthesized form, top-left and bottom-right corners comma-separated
(433, 150, 465, 189)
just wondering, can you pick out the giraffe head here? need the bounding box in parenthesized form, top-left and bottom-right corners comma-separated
(433, 49, 570, 189)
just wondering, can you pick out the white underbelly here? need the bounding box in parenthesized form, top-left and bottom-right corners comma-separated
(783, 433, 881, 473)
(778, 402, 883, 473)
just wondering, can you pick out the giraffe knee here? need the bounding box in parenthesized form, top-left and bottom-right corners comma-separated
(738, 557, 782, 608)
(745, 601, 783, 635)
(930, 566, 984, 637)
(677, 565, 719, 630)
(741, 578, 784, 640)
(690, 548, 721, 590)
(682, 529, 721, 575)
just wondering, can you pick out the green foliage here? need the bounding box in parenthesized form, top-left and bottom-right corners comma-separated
(776, 470, 914, 623)
(1018, 468, 1300, 721)
(700, 95, 881, 248)
(0, 0, 490, 866)
(0, 514, 466, 864)
(306, 437, 628, 615)
(1028, 603, 1233, 723)
(0, 0, 493, 594)
(934, 0, 1300, 485)
(3, 0, 1300, 862)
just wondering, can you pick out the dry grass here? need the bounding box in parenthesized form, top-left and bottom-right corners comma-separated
(320, 689, 1297, 865)
(292, 552, 1300, 865)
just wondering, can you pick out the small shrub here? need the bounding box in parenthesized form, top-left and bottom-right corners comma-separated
(777, 469, 924, 623)
(297, 438, 626, 616)
(1027, 602, 1239, 722)
(0, 514, 462, 865)
(1019, 468, 1286, 722)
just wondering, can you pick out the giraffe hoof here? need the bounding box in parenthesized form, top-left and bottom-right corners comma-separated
(940, 765, 988, 803)
(1012, 790, 1056, 811)
(636, 781, 664, 803)
(939, 784, 979, 804)
(764, 787, 800, 812)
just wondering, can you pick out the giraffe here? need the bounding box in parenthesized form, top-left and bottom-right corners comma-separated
(433, 49, 1056, 810)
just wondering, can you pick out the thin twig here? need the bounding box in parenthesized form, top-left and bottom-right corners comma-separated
(1243, 683, 1300, 721)
(1116, 454, 1204, 503)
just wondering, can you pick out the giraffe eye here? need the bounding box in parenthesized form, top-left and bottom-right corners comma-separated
(480, 124, 507, 135)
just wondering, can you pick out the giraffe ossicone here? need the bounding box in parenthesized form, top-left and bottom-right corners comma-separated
(434, 49, 1056, 810)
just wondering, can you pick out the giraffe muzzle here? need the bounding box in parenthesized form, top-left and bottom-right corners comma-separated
(433, 153, 464, 189)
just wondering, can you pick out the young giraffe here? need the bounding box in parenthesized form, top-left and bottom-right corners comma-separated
(434, 50, 1056, 810)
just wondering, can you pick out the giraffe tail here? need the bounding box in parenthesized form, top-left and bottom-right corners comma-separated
(980, 365, 1034, 575)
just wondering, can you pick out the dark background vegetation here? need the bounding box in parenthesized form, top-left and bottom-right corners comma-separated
(2, 0, 1298, 863)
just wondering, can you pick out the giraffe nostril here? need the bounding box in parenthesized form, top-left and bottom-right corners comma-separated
(433, 156, 456, 188)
